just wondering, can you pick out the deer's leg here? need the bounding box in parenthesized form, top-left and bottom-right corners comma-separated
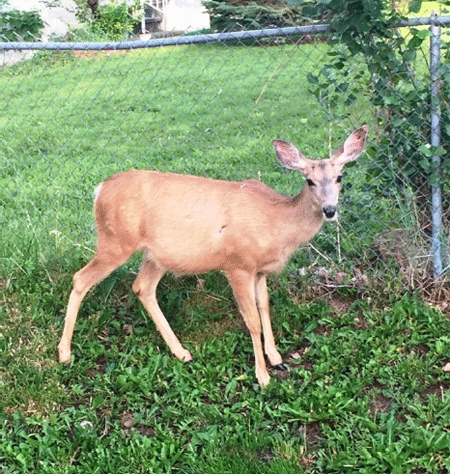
(227, 269, 270, 388)
(132, 257, 192, 362)
(255, 274, 284, 368)
(59, 249, 128, 363)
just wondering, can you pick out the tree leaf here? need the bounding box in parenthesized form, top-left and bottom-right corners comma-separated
(408, 0, 422, 13)
(307, 73, 319, 85)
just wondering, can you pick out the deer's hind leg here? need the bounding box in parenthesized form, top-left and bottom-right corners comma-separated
(59, 246, 129, 363)
(132, 255, 192, 362)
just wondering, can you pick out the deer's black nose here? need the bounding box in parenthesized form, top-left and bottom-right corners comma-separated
(323, 205, 337, 219)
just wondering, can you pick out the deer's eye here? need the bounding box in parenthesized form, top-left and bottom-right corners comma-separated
(336, 175, 342, 183)
(306, 179, 315, 187)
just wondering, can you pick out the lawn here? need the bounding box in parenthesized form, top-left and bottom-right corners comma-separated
(1, 39, 450, 473)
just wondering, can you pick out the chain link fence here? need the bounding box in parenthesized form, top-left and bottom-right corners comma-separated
(1, 8, 449, 309)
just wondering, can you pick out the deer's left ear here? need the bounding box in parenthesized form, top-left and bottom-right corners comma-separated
(333, 125, 368, 165)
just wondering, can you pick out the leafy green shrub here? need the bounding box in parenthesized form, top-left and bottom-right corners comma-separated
(301, 0, 450, 281)
(89, 0, 141, 40)
(301, 0, 450, 195)
(202, 0, 306, 31)
(0, 8, 43, 41)
(72, 0, 141, 40)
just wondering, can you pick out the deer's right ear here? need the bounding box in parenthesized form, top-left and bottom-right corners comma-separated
(272, 140, 309, 172)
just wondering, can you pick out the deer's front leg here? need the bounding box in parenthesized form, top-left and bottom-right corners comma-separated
(255, 274, 284, 369)
(227, 269, 270, 388)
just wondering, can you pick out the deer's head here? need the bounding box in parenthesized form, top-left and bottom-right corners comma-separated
(273, 126, 368, 221)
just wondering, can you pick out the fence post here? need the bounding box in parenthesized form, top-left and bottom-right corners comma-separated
(430, 14, 444, 277)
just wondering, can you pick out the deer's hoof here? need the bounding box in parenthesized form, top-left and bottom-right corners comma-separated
(274, 363, 288, 371)
(58, 342, 71, 364)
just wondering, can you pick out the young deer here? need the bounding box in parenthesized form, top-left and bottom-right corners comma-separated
(59, 126, 368, 387)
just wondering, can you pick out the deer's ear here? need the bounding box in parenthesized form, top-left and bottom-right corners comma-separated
(333, 125, 368, 164)
(272, 140, 310, 172)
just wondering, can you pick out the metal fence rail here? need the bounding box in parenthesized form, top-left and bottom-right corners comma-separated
(0, 24, 331, 50)
(1, 15, 449, 307)
(1, 17, 450, 51)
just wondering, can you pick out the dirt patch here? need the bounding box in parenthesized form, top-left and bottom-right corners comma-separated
(353, 315, 370, 330)
(404, 343, 430, 358)
(369, 392, 393, 417)
(120, 411, 156, 437)
(419, 382, 449, 404)
(363, 382, 395, 418)
(286, 266, 370, 309)
(187, 315, 244, 344)
(301, 421, 322, 445)
(286, 347, 313, 371)
(314, 324, 332, 336)
(327, 293, 352, 314)
(375, 228, 450, 312)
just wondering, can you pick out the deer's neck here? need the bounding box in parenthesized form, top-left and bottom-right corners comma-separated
(288, 184, 324, 246)
(256, 185, 324, 274)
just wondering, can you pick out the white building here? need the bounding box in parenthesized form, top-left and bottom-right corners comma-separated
(3, 1, 210, 39)
(142, 0, 210, 33)
(1, 0, 210, 65)
(5, 0, 79, 40)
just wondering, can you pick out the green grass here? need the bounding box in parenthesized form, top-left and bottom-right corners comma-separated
(1, 41, 450, 473)
(2, 290, 450, 473)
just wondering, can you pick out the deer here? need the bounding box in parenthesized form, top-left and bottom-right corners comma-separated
(58, 125, 368, 387)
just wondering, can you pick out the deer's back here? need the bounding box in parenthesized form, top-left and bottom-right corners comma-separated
(94, 170, 294, 274)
